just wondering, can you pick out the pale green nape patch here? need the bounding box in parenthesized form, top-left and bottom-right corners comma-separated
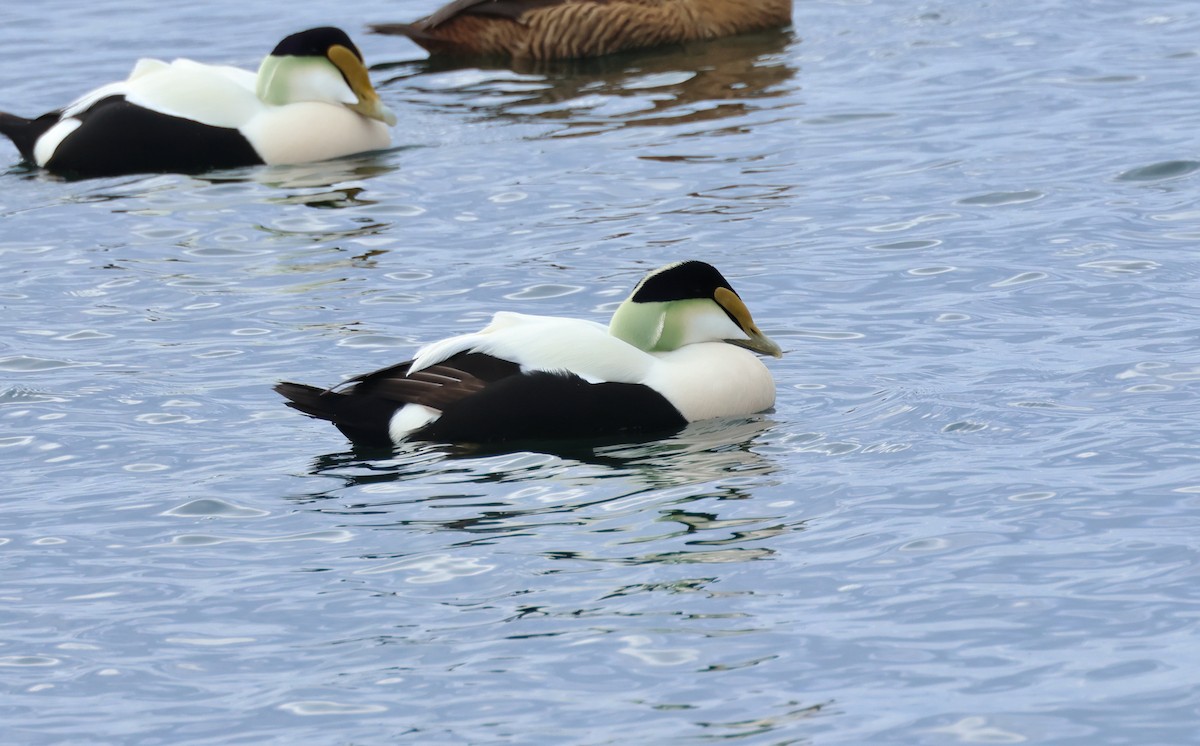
(609, 298, 714, 352)
(654, 299, 722, 351)
(255, 56, 288, 104)
(608, 299, 666, 351)
(255, 55, 340, 106)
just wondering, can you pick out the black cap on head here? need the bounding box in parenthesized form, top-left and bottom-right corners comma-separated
(631, 260, 736, 303)
(271, 27, 362, 60)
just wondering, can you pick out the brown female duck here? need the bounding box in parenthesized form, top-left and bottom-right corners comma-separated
(370, 0, 793, 61)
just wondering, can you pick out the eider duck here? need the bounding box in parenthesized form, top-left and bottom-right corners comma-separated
(275, 260, 782, 446)
(369, 0, 793, 61)
(0, 27, 396, 177)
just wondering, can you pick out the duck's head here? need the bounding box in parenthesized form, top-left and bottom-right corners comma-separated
(608, 260, 783, 357)
(256, 27, 397, 125)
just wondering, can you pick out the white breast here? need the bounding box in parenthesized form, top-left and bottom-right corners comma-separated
(644, 343, 776, 422)
(239, 103, 392, 164)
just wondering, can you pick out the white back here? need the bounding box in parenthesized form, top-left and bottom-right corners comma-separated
(410, 312, 657, 385)
(61, 58, 262, 129)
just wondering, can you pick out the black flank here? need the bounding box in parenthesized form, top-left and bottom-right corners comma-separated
(45, 96, 262, 177)
(275, 351, 687, 446)
(422, 371, 686, 444)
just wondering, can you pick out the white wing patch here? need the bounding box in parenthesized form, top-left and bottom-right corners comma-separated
(60, 58, 261, 130)
(388, 404, 441, 442)
(33, 119, 81, 166)
(121, 59, 261, 129)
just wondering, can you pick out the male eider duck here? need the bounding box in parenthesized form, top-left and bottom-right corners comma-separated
(275, 260, 782, 446)
(369, 0, 793, 61)
(0, 27, 396, 177)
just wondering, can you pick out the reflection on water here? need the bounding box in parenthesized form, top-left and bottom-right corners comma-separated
(269, 186, 376, 209)
(201, 154, 402, 209)
(281, 416, 788, 565)
(297, 415, 777, 490)
(6, 1, 1199, 742)
(250, 159, 400, 190)
(377, 29, 799, 136)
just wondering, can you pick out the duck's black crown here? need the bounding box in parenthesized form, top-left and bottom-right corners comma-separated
(271, 27, 363, 61)
(630, 260, 737, 303)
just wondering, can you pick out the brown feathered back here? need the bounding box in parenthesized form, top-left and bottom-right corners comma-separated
(371, 0, 793, 60)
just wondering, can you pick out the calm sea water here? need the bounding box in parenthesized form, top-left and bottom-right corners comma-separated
(2, 1, 1199, 743)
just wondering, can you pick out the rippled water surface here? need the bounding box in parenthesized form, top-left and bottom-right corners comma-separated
(3, 1, 1199, 743)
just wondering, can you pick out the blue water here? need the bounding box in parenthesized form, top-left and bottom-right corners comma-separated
(3, 1, 1199, 743)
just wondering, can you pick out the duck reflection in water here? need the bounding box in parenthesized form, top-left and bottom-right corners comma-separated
(375, 27, 798, 134)
(295, 415, 778, 491)
(192, 154, 400, 211)
(285, 416, 786, 562)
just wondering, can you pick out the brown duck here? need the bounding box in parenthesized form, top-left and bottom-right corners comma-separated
(370, 0, 794, 61)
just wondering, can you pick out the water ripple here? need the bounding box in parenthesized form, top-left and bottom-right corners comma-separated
(2, 2, 1198, 744)
(1116, 160, 1200, 182)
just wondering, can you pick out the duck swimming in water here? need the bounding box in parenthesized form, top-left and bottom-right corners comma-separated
(0, 27, 396, 177)
(275, 260, 782, 447)
(370, 0, 793, 61)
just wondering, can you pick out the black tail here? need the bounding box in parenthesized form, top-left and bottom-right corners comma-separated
(274, 382, 397, 447)
(0, 110, 60, 163)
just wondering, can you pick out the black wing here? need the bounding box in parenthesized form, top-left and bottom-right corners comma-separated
(276, 352, 522, 446)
